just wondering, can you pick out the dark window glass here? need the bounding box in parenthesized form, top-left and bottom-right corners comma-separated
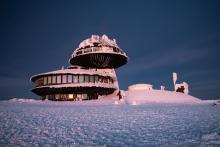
(85, 75, 89, 83)
(79, 75, 84, 83)
(90, 75, 95, 83)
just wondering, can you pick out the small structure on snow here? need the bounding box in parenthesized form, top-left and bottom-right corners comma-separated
(173, 72, 189, 94)
(128, 84, 153, 91)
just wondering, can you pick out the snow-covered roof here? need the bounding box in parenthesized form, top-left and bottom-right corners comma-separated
(31, 68, 117, 81)
(79, 34, 119, 49)
(70, 34, 128, 61)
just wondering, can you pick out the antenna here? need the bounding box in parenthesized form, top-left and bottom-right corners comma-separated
(173, 72, 177, 91)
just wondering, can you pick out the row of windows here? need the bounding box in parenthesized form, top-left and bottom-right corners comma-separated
(43, 93, 98, 101)
(34, 74, 114, 87)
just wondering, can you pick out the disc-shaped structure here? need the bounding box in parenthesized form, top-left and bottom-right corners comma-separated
(70, 52, 127, 68)
(69, 35, 128, 68)
(30, 66, 118, 101)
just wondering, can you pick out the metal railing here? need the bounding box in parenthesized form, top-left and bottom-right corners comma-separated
(72, 46, 127, 57)
(36, 82, 117, 89)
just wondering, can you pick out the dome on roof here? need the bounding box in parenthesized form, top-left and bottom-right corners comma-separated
(128, 84, 153, 91)
(79, 34, 119, 49)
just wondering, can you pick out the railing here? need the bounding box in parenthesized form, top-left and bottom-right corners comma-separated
(72, 46, 127, 57)
(36, 82, 117, 89)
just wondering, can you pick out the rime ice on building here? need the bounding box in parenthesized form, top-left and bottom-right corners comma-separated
(173, 72, 189, 94)
(31, 35, 128, 101)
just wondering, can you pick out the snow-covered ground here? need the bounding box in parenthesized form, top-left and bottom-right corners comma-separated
(0, 98, 220, 146)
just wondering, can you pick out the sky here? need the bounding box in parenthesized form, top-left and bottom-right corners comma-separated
(1, 0, 220, 100)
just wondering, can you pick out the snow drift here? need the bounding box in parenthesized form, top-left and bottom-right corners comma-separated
(0, 100, 220, 146)
(124, 90, 201, 105)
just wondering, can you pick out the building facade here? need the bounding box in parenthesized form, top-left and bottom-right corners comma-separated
(31, 35, 128, 101)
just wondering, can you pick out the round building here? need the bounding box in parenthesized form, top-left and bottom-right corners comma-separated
(69, 35, 128, 68)
(31, 35, 128, 101)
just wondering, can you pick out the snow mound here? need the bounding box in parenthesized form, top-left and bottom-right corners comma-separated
(124, 90, 201, 105)
(9, 98, 40, 103)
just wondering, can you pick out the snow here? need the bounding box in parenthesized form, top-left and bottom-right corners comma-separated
(31, 68, 117, 81)
(79, 34, 119, 49)
(9, 98, 39, 103)
(72, 34, 128, 58)
(124, 90, 201, 104)
(128, 84, 153, 91)
(0, 99, 220, 146)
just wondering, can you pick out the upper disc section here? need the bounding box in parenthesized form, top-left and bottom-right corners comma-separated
(69, 34, 128, 68)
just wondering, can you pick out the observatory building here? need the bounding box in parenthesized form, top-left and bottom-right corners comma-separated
(31, 35, 128, 101)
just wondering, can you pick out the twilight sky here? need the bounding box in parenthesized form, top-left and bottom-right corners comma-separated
(1, 0, 220, 100)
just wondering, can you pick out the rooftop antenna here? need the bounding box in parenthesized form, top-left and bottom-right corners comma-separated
(173, 72, 177, 91)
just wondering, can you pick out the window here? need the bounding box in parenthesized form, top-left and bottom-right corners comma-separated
(79, 75, 84, 83)
(110, 79, 114, 84)
(85, 75, 89, 83)
(99, 77, 103, 83)
(73, 75, 78, 83)
(95, 76, 99, 83)
(104, 78, 108, 83)
(82, 94, 87, 100)
(48, 76, 52, 84)
(55, 94, 59, 100)
(52, 75, 56, 84)
(68, 94, 74, 99)
(43, 77, 47, 85)
(69, 94, 73, 99)
(46, 95, 49, 99)
(62, 75, 67, 83)
(57, 75, 61, 84)
(90, 75, 95, 83)
(61, 94, 67, 100)
(67, 75, 72, 83)
(37, 78, 44, 86)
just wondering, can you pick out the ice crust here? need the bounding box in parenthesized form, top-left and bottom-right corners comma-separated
(0, 98, 220, 146)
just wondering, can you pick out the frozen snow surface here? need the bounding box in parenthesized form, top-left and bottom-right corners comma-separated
(1, 98, 220, 146)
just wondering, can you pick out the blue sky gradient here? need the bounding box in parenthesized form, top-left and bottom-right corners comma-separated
(1, 0, 220, 100)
